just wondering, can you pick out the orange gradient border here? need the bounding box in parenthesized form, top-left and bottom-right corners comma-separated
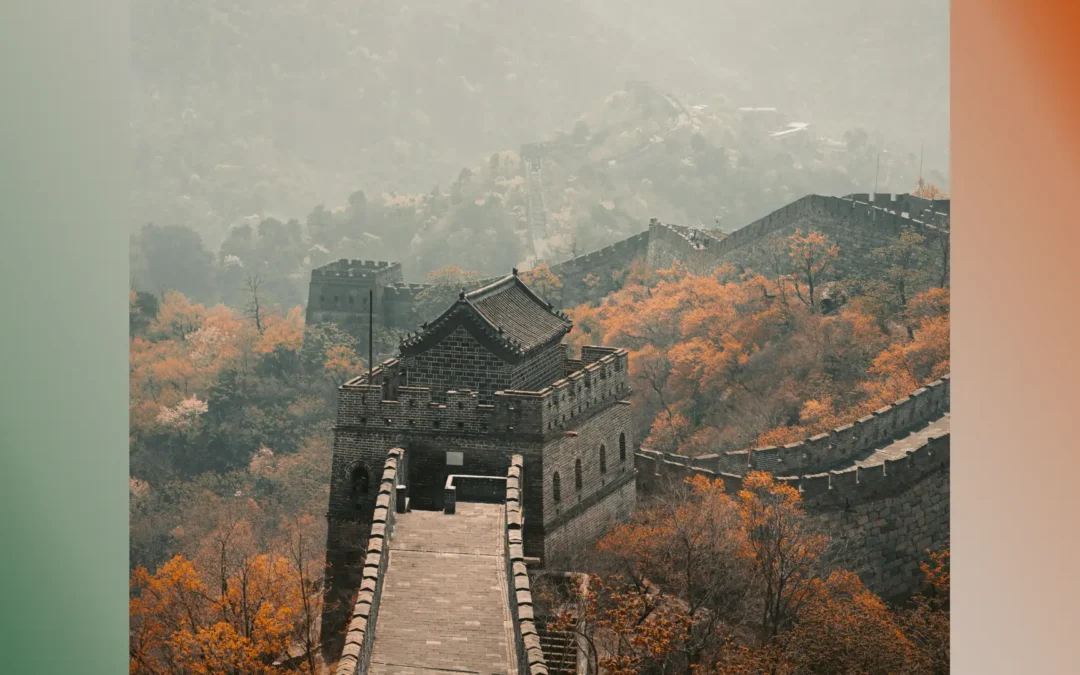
(954, 1, 1080, 672)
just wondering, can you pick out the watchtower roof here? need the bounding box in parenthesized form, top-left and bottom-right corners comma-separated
(400, 274, 572, 361)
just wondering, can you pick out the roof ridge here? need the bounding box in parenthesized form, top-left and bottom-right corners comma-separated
(464, 274, 516, 302)
(399, 272, 572, 361)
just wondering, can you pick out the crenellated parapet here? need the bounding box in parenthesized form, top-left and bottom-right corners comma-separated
(334, 447, 403, 675)
(638, 431, 948, 511)
(635, 376, 950, 511)
(505, 456, 550, 675)
(643, 193, 950, 280)
(307, 192, 950, 343)
(337, 347, 631, 440)
(684, 376, 950, 477)
(548, 231, 653, 306)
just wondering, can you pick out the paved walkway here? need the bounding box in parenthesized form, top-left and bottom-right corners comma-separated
(801, 413, 950, 475)
(368, 503, 516, 675)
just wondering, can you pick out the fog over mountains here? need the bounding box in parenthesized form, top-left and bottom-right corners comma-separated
(132, 0, 949, 245)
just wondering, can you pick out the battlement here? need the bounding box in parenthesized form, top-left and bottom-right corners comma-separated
(719, 194, 946, 250)
(644, 193, 951, 279)
(504, 456, 549, 675)
(338, 348, 631, 439)
(382, 283, 428, 300)
(312, 259, 404, 282)
(844, 192, 950, 219)
(638, 431, 949, 511)
(549, 232, 652, 275)
(335, 447, 403, 675)
(688, 376, 950, 476)
(636, 376, 950, 510)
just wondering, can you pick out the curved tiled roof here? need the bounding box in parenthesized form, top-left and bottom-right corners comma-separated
(399, 274, 572, 361)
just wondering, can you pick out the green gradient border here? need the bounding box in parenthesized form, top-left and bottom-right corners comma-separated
(0, 2, 128, 673)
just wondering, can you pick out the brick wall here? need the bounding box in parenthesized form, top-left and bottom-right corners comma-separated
(635, 433, 950, 600)
(538, 399, 637, 566)
(688, 376, 950, 477)
(543, 477, 637, 568)
(402, 326, 514, 403)
(510, 342, 567, 393)
(550, 231, 652, 307)
(325, 448, 402, 664)
(645, 194, 949, 281)
(811, 469, 950, 599)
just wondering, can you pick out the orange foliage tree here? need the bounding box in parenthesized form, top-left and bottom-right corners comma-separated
(129, 552, 303, 674)
(913, 181, 947, 199)
(786, 229, 839, 310)
(519, 263, 564, 302)
(549, 474, 949, 675)
(565, 226, 949, 457)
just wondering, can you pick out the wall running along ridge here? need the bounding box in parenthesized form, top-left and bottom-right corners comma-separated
(306, 192, 949, 335)
(319, 191, 951, 663)
(635, 377, 950, 600)
(690, 376, 950, 476)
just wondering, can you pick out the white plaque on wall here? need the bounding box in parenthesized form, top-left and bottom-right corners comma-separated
(446, 451, 464, 466)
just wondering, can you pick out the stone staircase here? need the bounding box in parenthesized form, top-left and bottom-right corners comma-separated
(536, 616, 579, 675)
(524, 158, 547, 257)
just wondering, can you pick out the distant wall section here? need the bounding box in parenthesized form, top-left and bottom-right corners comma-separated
(645, 194, 949, 280)
(549, 231, 651, 307)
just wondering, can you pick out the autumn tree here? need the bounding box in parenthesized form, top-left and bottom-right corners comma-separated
(253, 307, 305, 378)
(774, 570, 918, 674)
(553, 474, 919, 675)
(129, 550, 303, 675)
(519, 263, 564, 302)
(151, 290, 208, 341)
(735, 471, 836, 643)
(244, 273, 267, 334)
(539, 573, 695, 675)
(298, 322, 362, 384)
(594, 476, 752, 669)
(898, 549, 950, 674)
(413, 265, 483, 321)
(786, 229, 839, 310)
(322, 344, 364, 385)
(865, 229, 933, 338)
(912, 181, 947, 200)
(279, 515, 327, 674)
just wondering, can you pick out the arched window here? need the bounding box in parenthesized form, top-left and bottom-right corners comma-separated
(575, 459, 583, 491)
(552, 472, 562, 504)
(619, 433, 627, 462)
(599, 444, 607, 474)
(350, 464, 370, 509)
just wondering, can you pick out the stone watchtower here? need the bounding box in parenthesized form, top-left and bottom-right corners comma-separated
(321, 272, 638, 641)
(305, 259, 410, 356)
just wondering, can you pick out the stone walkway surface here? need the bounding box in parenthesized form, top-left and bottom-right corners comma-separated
(810, 413, 951, 474)
(368, 503, 516, 675)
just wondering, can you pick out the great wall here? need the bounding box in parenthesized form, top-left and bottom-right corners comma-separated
(636, 375, 950, 600)
(306, 191, 950, 352)
(317, 191, 951, 674)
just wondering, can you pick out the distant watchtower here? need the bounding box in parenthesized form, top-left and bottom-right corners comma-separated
(320, 272, 638, 643)
(305, 259, 408, 354)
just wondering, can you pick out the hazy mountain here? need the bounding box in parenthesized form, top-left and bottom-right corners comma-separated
(132, 0, 948, 246)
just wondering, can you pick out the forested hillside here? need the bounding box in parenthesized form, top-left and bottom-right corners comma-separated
(128, 218, 950, 673)
(132, 0, 948, 246)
